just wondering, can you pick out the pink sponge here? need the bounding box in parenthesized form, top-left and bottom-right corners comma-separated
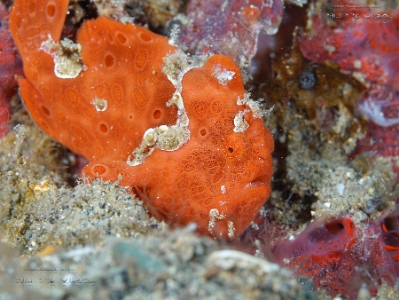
(272, 217, 357, 265)
(0, 2, 23, 137)
(272, 208, 399, 299)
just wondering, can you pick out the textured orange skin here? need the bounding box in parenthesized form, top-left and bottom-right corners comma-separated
(10, 0, 274, 238)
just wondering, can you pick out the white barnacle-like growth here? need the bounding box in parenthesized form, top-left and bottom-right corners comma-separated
(41, 36, 84, 79)
(237, 92, 263, 118)
(127, 123, 191, 166)
(208, 208, 226, 235)
(211, 64, 235, 85)
(91, 98, 108, 112)
(233, 110, 250, 132)
(233, 92, 274, 132)
(220, 185, 226, 194)
(227, 220, 236, 239)
(233, 93, 258, 133)
(127, 50, 208, 166)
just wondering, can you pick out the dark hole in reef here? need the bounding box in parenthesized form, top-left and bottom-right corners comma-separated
(383, 232, 399, 247)
(250, 3, 308, 85)
(325, 221, 345, 235)
(62, 0, 99, 42)
(200, 128, 207, 136)
(308, 220, 346, 243)
(383, 215, 399, 231)
(228, 147, 234, 153)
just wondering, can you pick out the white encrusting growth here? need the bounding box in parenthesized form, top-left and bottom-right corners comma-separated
(237, 92, 263, 118)
(208, 208, 225, 234)
(41, 36, 84, 79)
(127, 50, 208, 166)
(127, 124, 190, 166)
(92, 98, 108, 112)
(233, 92, 272, 133)
(233, 110, 250, 132)
(227, 220, 235, 239)
(211, 64, 235, 85)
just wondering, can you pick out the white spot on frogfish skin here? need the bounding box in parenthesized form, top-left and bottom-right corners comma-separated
(221, 185, 226, 194)
(211, 64, 235, 85)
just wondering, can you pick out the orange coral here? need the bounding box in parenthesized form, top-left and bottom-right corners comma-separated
(10, 0, 274, 238)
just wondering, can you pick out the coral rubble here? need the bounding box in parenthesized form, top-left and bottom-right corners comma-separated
(300, 0, 399, 177)
(253, 1, 399, 298)
(0, 229, 314, 300)
(0, 123, 164, 255)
